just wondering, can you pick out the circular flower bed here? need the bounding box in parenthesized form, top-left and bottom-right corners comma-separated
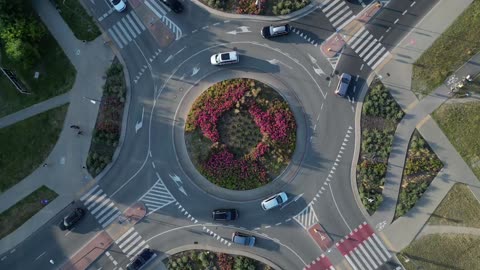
(185, 78, 296, 190)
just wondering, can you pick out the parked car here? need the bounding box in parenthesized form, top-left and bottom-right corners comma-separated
(210, 51, 239, 65)
(334, 73, 352, 97)
(110, 0, 126, 12)
(261, 24, 290, 38)
(59, 207, 85, 230)
(212, 209, 238, 221)
(126, 248, 157, 270)
(232, 232, 256, 247)
(159, 0, 184, 13)
(261, 192, 288, 210)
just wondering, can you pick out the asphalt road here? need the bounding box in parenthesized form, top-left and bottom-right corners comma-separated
(1, 0, 441, 269)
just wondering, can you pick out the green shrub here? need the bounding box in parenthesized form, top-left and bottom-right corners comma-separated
(363, 83, 404, 120)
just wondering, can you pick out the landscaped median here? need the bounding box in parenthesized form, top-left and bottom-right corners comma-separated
(86, 59, 126, 176)
(200, 0, 310, 15)
(356, 79, 404, 214)
(432, 102, 480, 181)
(0, 105, 69, 193)
(411, 0, 480, 98)
(0, 185, 57, 239)
(164, 250, 273, 270)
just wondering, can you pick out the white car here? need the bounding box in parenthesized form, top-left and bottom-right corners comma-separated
(110, 0, 126, 12)
(261, 192, 288, 210)
(210, 51, 239, 65)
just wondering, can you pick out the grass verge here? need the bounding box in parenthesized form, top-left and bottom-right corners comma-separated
(411, 0, 480, 98)
(394, 130, 443, 219)
(53, 0, 101, 41)
(432, 102, 480, 180)
(428, 183, 480, 228)
(0, 104, 68, 193)
(399, 234, 480, 270)
(357, 79, 404, 214)
(0, 185, 58, 240)
(86, 58, 126, 177)
(0, 24, 76, 117)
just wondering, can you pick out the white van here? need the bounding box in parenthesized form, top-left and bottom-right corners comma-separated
(335, 73, 351, 97)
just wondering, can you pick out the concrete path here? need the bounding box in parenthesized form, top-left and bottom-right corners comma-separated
(0, 0, 113, 255)
(417, 225, 480, 238)
(359, 0, 480, 253)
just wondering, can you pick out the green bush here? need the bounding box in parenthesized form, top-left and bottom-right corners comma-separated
(272, 0, 309, 15)
(396, 181, 429, 217)
(363, 83, 404, 120)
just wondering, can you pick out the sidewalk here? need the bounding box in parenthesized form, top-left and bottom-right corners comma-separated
(0, 0, 113, 255)
(362, 0, 480, 252)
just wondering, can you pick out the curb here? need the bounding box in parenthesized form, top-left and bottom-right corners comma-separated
(350, 73, 376, 224)
(159, 244, 282, 270)
(191, 0, 320, 22)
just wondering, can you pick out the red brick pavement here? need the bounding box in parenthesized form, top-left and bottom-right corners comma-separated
(308, 224, 333, 252)
(60, 231, 113, 270)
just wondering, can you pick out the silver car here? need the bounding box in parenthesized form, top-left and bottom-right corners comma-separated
(232, 232, 256, 247)
(261, 192, 288, 210)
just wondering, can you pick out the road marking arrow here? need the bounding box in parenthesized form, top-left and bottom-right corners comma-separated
(135, 106, 144, 133)
(308, 53, 325, 76)
(191, 65, 200, 77)
(227, 26, 251, 35)
(169, 173, 187, 196)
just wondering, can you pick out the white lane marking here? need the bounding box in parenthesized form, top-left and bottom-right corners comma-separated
(34, 252, 46, 261)
(410, 1, 416, 7)
(402, 10, 407, 15)
(393, 18, 399, 24)
(328, 183, 352, 231)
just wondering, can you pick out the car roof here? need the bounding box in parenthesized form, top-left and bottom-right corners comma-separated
(272, 26, 287, 33)
(220, 51, 237, 61)
(262, 196, 279, 209)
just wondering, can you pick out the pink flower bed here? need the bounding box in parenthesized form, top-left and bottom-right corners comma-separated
(248, 102, 296, 142)
(236, 0, 266, 15)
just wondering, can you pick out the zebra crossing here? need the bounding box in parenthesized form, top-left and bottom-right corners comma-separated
(115, 227, 150, 259)
(293, 203, 319, 230)
(336, 222, 392, 270)
(321, 0, 355, 31)
(144, 0, 183, 40)
(80, 185, 122, 228)
(346, 26, 390, 70)
(139, 177, 176, 215)
(107, 11, 146, 49)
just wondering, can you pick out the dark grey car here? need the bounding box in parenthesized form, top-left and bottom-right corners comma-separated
(232, 232, 256, 247)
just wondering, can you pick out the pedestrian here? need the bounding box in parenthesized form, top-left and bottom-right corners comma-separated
(42, 163, 48, 167)
(77, 130, 83, 135)
(70, 125, 80, 129)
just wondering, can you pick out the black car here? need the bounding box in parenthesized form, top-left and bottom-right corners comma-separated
(212, 209, 238, 221)
(261, 24, 290, 38)
(127, 248, 157, 270)
(59, 207, 85, 230)
(159, 0, 183, 13)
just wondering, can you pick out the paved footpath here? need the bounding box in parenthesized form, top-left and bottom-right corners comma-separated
(0, 0, 113, 255)
(358, 0, 480, 253)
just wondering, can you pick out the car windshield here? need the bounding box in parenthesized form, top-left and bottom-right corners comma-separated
(276, 196, 283, 204)
(341, 78, 350, 83)
(112, 0, 121, 4)
(273, 26, 285, 33)
(220, 53, 230, 61)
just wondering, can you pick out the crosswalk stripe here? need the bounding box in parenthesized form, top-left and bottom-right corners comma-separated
(354, 248, 370, 269)
(359, 244, 377, 269)
(145, 0, 165, 19)
(147, 0, 167, 16)
(126, 14, 141, 35)
(80, 185, 99, 201)
(108, 28, 123, 49)
(98, 207, 118, 224)
(131, 12, 146, 31)
(102, 211, 121, 228)
(95, 201, 115, 219)
(326, 1, 345, 18)
(345, 255, 358, 270)
(351, 30, 369, 49)
(367, 46, 386, 66)
(91, 196, 110, 215)
(363, 43, 382, 62)
(367, 237, 386, 262)
(112, 24, 128, 45)
(349, 251, 365, 270)
(121, 18, 137, 39)
(371, 51, 390, 70)
(334, 10, 353, 28)
(83, 189, 103, 207)
(127, 240, 146, 257)
(116, 228, 135, 244)
(372, 234, 392, 258)
(359, 39, 378, 57)
(354, 34, 373, 53)
(322, 0, 340, 13)
(347, 26, 365, 45)
(87, 193, 106, 210)
(122, 235, 142, 252)
(364, 238, 383, 265)
(119, 231, 139, 249)
(117, 22, 132, 42)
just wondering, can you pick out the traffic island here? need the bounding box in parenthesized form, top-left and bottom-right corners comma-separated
(320, 33, 345, 58)
(308, 224, 333, 252)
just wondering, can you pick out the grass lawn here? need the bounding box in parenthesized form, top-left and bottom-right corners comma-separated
(0, 30, 76, 118)
(428, 183, 480, 228)
(0, 185, 57, 240)
(411, 0, 480, 98)
(432, 102, 480, 180)
(0, 104, 68, 193)
(399, 234, 480, 270)
(53, 0, 101, 41)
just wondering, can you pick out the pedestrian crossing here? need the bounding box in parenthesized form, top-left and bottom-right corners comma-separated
(321, 0, 355, 31)
(144, 0, 183, 40)
(107, 11, 146, 49)
(80, 185, 122, 228)
(346, 26, 390, 70)
(139, 177, 176, 215)
(294, 203, 319, 230)
(336, 222, 392, 270)
(115, 227, 150, 259)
